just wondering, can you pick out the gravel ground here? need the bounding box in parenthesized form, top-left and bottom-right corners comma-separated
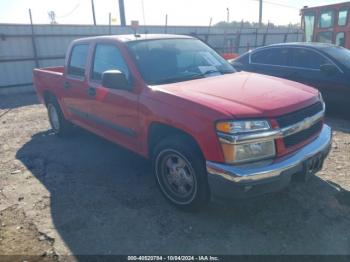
(0, 93, 350, 258)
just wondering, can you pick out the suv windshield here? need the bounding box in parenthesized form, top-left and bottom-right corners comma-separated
(127, 38, 235, 85)
(321, 46, 350, 69)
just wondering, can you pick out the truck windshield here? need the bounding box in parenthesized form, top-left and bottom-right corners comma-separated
(322, 46, 350, 69)
(303, 12, 315, 42)
(127, 38, 235, 85)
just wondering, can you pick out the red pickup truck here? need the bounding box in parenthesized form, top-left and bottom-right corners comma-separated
(33, 34, 332, 209)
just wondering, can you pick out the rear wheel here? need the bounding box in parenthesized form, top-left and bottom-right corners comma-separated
(153, 135, 210, 210)
(47, 98, 73, 136)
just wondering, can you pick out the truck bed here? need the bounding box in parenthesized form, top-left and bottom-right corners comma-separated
(35, 66, 65, 74)
(33, 66, 65, 103)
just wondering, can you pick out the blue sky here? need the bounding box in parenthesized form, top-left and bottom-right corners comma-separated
(0, 0, 346, 26)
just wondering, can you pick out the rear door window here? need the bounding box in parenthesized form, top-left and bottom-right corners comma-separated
(67, 44, 89, 78)
(251, 48, 289, 66)
(290, 48, 327, 69)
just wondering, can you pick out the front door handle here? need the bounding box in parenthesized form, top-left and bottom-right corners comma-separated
(88, 87, 96, 96)
(63, 81, 70, 89)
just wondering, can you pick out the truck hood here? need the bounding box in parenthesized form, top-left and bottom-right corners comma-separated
(154, 72, 319, 118)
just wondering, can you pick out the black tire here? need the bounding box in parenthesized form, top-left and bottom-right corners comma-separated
(46, 98, 73, 137)
(153, 134, 210, 210)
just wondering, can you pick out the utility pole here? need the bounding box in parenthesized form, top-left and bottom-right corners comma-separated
(91, 0, 96, 25)
(259, 0, 263, 27)
(119, 0, 126, 26)
(226, 8, 230, 23)
(164, 14, 168, 33)
(109, 12, 111, 35)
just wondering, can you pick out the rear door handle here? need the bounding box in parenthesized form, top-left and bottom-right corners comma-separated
(63, 81, 70, 89)
(88, 87, 96, 96)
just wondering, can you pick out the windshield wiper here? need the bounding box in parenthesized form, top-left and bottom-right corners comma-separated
(220, 69, 235, 74)
(152, 69, 235, 85)
(153, 73, 205, 85)
(201, 69, 235, 75)
(201, 69, 221, 75)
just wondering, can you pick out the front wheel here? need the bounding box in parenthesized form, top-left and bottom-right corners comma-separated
(153, 135, 210, 210)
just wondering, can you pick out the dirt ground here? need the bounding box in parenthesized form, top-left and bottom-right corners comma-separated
(0, 93, 350, 259)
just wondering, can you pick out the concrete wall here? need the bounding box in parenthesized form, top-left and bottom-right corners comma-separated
(0, 24, 303, 94)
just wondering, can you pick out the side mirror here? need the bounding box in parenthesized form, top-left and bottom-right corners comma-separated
(320, 64, 338, 75)
(102, 70, 130, 90)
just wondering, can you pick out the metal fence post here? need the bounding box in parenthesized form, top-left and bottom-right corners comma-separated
(28, 9, 39, 68)
(284, 24, 291, 43)
(262, 23, 270, 46)
(235, 21, 244, 53)
(235, 30, 241, 53)
(205, 17, 212, 44)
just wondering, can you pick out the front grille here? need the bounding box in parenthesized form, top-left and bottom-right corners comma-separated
(276, 102, 323, 128)
(284, 121, 323, 148)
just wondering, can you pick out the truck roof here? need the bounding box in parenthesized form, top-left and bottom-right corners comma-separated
(256, 42, 338, 51)
(73, 34, 194, 44)
(301, 1, 350, 11)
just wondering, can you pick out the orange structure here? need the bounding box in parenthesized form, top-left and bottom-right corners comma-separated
(301, 2, 350, 48)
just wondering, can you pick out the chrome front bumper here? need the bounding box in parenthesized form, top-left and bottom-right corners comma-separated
(206, 124, 332, 198)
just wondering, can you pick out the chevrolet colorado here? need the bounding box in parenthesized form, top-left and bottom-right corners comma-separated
(33, 34, 332, 209)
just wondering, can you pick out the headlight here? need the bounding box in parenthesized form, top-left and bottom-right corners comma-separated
(220, 140, 276, 164)
(216, 120, 270, 134)
(216, 120, 275, 163)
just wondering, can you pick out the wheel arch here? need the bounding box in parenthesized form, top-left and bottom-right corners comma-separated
(147, 122, 204, 160)
(43, 90, 57, 106)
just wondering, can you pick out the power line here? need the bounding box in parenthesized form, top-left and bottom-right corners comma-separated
(249, 0, 300, 10)
(56, 3, 80, 18)
(265, 0, 299, 9)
